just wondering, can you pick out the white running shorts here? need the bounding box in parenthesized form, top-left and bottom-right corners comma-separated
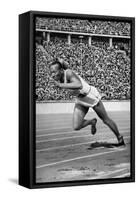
(75, 86, 101, 108)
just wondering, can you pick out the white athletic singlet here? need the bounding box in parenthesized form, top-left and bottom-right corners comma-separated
(64, 69, 101, 107)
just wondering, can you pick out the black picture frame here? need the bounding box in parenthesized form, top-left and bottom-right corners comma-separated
(19, 10, 135, 189)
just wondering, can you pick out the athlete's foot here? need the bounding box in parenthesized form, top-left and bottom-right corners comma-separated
(91, 118, 97, 135)
(117, 136, 125, 146)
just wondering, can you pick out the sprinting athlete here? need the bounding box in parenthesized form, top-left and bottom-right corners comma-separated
(49, 58, 125, 146)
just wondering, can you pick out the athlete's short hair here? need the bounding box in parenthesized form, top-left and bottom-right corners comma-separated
(50, 61, 62, 70)
(50, 59, 68, 70)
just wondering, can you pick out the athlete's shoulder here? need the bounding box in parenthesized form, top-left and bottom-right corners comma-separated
(66, 69, 78, 82)
(66, 69, 73, 77)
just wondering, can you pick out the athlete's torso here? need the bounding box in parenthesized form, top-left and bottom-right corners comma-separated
(64, 69, 91, 96)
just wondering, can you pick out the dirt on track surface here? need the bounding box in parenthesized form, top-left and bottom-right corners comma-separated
(36, 111, 130, 183)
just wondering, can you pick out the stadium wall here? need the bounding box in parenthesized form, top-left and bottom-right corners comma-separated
(36, 100, 130, 114)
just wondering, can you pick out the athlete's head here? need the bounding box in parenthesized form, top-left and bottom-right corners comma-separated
(49, 61, 63, 81)
(49, 59, 68, 81)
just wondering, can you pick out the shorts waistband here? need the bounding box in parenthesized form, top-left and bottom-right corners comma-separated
(78, 86, 91, 98)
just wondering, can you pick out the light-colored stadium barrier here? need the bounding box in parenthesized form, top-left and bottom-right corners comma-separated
(36, 100, 130, 114)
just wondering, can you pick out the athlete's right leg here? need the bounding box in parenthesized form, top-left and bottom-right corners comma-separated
(93, 100, 125, 145)
(73, 103, 96, 131)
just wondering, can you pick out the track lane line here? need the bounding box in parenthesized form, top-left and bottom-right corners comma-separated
(113, 172, 130, 178)
(36, 127, 130, 137)
(36, 136, 130, 152)
(36, 123, 130, 132)
(36, 132, 130, 143)
(36, 148, 126, 169)
(36, 134, 91, 143)
(88, 168, 129, 179)
(36, 116, 130, 123)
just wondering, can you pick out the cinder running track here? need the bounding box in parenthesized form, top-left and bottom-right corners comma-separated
(36, 111, 130, 183)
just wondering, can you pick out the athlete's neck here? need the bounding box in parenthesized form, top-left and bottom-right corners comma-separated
(59, 71, 64, 83)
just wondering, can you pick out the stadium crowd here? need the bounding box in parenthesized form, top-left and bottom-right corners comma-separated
(36, 37, 130, 101)
(36, 17, 130, 36)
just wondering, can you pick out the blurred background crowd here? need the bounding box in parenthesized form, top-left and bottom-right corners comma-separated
(35, 18, 131, 101)
(36, 17, 130, 36)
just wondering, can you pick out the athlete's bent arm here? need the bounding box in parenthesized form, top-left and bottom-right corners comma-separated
(56, 70, 82, 90)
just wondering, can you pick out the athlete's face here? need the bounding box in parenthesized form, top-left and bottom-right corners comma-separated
(50, 64, 62, 81)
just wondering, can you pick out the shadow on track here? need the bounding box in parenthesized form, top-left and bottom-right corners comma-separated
(88, 142, 125, 150)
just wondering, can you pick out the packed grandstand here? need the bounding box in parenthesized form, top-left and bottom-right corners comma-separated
(36, 17, 130, 36)
(35, 17, 131, 101)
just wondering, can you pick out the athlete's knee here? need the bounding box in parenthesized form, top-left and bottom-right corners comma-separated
(73, 124, 81, 131)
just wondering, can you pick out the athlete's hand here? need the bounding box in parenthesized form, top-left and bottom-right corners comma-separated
(49, 77, 62, 88)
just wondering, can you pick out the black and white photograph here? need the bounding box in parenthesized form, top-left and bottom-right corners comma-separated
(35, 13, 134, 185)
(1, 0, 138, 197)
